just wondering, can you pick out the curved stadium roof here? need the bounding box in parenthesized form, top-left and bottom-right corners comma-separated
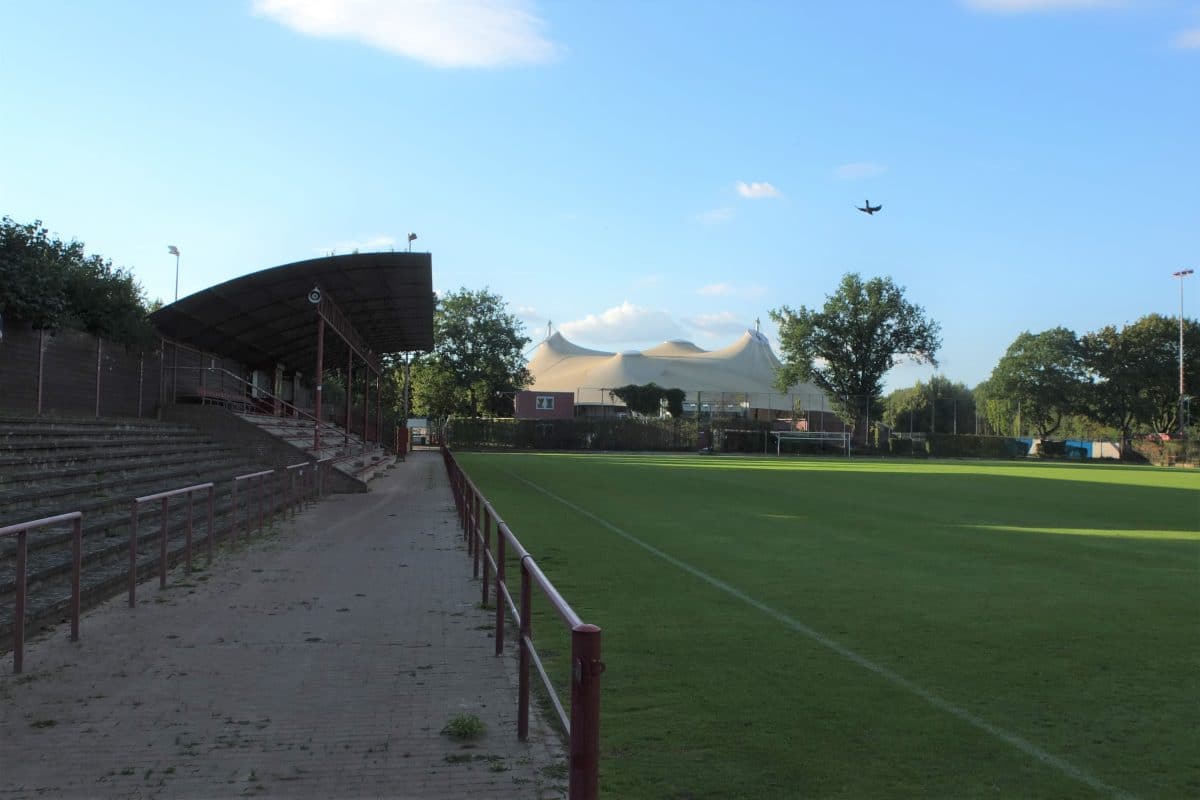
(528, 329, 829, 411)
(151, 253, 433, 372)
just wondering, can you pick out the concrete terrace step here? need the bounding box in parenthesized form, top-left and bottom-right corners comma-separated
(0, 431, 210, 454)
(0, 454, 259, 525)
(0, 418, 198, 437)
(0, 444, 240, 487)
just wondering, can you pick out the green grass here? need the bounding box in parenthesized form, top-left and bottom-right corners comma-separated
(456, 452, 1200, 799)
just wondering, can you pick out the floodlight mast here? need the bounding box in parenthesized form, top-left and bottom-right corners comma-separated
(1174, 269, 1194, 438)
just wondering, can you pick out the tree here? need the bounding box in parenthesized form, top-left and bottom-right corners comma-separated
(883, 375, 975, 435)
(985, 328, 1085, 438)
(770, 273, 942, 430)
(608, 383, 686, 417)
(1082, 314, 1200, 438)
(0, 215, 156, 347)
(407, 288, 531, 419)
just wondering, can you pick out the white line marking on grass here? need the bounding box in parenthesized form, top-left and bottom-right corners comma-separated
(512, 474, 1136, 800)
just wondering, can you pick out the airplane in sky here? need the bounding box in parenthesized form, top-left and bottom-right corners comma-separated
(857, 199, 882, 215)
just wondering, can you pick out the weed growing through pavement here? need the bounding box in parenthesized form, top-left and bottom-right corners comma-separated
(441, 713, 485, 741)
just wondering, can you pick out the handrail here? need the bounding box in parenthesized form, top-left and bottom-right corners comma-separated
(164, 365, 370, 457)
(128, 483, 215, 607)
(2, 512, 83, 674)
(441, 446, 603, 800)
(232, 469, 275, 550)
(285, 461, 317, 514)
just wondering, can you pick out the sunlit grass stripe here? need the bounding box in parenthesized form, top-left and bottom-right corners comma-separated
(510, 470, 1140, 800)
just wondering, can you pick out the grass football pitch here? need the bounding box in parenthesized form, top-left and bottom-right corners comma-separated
(454, 452, 1198, 799)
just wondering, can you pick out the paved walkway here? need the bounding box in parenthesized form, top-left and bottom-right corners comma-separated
(0, 451, 566, 799)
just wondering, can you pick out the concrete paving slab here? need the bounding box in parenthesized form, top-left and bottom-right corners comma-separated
(0, 451, 566, 799)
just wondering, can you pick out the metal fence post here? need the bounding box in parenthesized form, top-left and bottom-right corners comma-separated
(495, 533, 506, 657)
(13, 530, 26, 673)
(128, 501, 139, 607)
(518, 556, 532, 741)
(207, 485, 215, 565)
(231, 479, 240, 549)
(159, 496, 169, 589)
(472, 492, 481, 577)
(570, 624, 604, 800)
(185, 491, 194, 571)
(481, 506, 491, 607)
(70, 517, 82, 642)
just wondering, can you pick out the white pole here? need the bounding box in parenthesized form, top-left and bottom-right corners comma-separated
(1175, 269, 1193, 437)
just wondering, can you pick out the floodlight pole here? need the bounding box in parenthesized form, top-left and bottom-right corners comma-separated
(1174, 269, 1194, 438)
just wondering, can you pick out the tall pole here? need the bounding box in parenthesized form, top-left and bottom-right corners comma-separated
(1174, 269, 1194, 437)
(168, 245, 181, 302)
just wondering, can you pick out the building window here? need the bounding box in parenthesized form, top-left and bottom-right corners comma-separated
(536, 395, 555, 410)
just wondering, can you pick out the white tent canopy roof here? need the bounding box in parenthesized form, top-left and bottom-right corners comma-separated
(527, 330, 830, 412)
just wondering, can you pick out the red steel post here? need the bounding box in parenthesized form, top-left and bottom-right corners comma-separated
(468, 491, 477, 566)
(128, 502, 139, 607)
(362, 373, 370, 449)
(70, 516, 82, 642)
(570, 624, 604, 800)
(95, 338, 102, 418)
(13, 530, 26, 673)
(36, 329, 45, 415)
(518, 557, 532, 741)
(314, 315, 325, 452)
(481, 506, 491, 607)
(495, 533, 506, 656)
(345, 353, 352, 449)
(185, 491, 194, 571)
(231, 479, 240, 549)
(159, 496, 169, 589)
(207, 485, 215, 565)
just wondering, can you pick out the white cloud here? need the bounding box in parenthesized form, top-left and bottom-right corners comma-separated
(685, 311, 748, 338)
(1172, 28, 1200, 49)
(963, 0, 1123, 11)
(735, 181, 782, 199)
(696, 207, 734, 224)
(697, 283, 732, 296)
(834, 162, 888, 180)
(315, 234, 396, 254)
(252, 0, 561, 68)
(559, 302, 684, 344)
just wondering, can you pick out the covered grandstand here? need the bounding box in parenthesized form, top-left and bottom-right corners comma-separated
(524, 329, 837, 427)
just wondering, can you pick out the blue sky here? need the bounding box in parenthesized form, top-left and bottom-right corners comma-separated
(3, 0, 1197, 391)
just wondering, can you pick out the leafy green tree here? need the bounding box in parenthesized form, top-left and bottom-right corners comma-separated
(974, 378, 1019, 436)
(608, 383, 686, 417)
(407, 288, 531, 419)
(1082, 314, 1200, 438)
(883, 375, 975, 434)
(985, 328, 1085, 438)
(770, 273, 941, 429)
(0, 215, 155, 347)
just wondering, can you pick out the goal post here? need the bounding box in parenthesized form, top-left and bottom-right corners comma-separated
(770, 430, 851, 457)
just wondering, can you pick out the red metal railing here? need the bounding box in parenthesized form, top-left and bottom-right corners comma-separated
(441, 447, 603, 800)
(165, 365, 371, 463)
(2, 512, 83, 674)
(232, 469, 275, 549)
(128, 483, 215, 607)
(285, 461, 315, 515)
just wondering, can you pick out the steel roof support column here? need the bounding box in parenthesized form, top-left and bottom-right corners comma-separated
(375, 374, 382, 445)
(345, 351, 352, 448)
(314, 315, 325, 452)
(362, 371, 370, 449)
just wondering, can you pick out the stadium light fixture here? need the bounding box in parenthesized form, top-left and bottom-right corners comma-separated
(1173, 268, 1194, 438)
(168, 245, 181, 301)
